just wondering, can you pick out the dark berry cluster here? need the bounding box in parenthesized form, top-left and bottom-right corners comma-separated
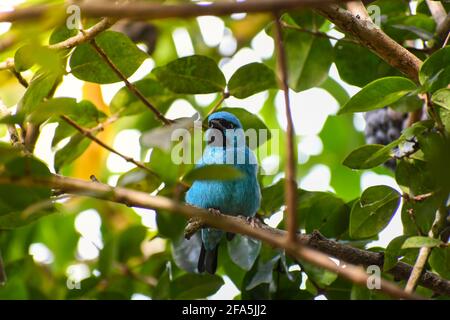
(364, 107, 408, 170)
(118, 21, 158, 55)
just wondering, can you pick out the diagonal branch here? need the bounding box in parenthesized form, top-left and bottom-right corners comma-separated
(274, 16, 298, 243)
(0, 18, 116, 70)
(0, 174, 436, 299)
(315, 4, 422, 83)
(60, 115, 158, 178)
(280, 21, 359, 43)
(89, 39, 171, 125)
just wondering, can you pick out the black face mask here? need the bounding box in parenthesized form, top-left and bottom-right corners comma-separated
(207, 119, 237, 147)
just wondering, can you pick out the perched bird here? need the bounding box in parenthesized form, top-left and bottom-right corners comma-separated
(185, 112, 261, 274)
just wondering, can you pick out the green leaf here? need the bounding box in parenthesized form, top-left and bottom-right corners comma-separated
(338, 77, 417, 114)
(49, 24, 78, 45)
(117, 167, 161, 193)
(18, 70, 62, 115)
(98, 237, 117, 278)
(245, 255, 279, 290)
(383, 235, 408, 271)
(300, 191, 350, 238)
(171, 273, 224, 299)
(148, 148, 180, 185)
(153, 55, 226, 94)
(117, 225, 147, 262)
(0, 157, 53, 228)
(260, 178, 285, 216)
(183, 164, 244, 183)
(288, 10, 325, 30)
(349, 185, 401, 239)
(385, 14, 435, 41)
(390, 94, 423, 113)
(0, 143, 22, 164)
(283, 29, 333, 91)
(14, 45, 62, 72)
(227, 234, 261, 271)
(172, 233, 201, 273)
(110, 78, 175, 117)
(419, 46, 450, 93)
(70, 31, 147, 84)
(228, 63, 277, 98)
(156, 209, 185, 240)
(431, 88, 450, 110)
(334, 40, 401, 87)
(54, 133, 92, 172)
(343, 144, 392, 169)
(27, 97, 77, 124)
(401, 236, 442, 249)
(429, 247, 450, 279)
(395, 159, 435, 195)
(301, 260, 337, 287)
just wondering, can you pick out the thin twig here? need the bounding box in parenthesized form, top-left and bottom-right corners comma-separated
(0, 100, 22, 148)
(274, 15, 298, 243)
(0, 174, 428, 299)
(206, 92, 229, 117)
(89, 39, 171, 125)
(280, 21, 359, 43)
(60, 115, 158, 177)
(405, 203, 449, 293)
(0, 248, 6, 285)
(442, 31, 450, 48)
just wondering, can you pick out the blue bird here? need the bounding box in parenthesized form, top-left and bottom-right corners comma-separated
(185, 111, 261, 274)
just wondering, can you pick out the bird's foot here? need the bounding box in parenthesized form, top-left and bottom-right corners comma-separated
(239, 215, 263, 228)
(184, 217, 204, 240)
(208, 208, 222, 216)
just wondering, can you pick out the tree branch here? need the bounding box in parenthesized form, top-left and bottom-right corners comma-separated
(89, 39, 171, 125)
(346, 1, 370, 20)
(0, 0, 355, 23)
(0, 174, 439, 299)
(60, 115, 158, 178)
(315, 4, 422, 83)
(0, 18, 116, 71)
(274, 16, 298, 243)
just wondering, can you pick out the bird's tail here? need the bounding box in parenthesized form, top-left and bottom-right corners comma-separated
(198, 242, 218, 274)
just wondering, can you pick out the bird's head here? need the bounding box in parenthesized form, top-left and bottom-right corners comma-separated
(206, 112, 244, 147)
